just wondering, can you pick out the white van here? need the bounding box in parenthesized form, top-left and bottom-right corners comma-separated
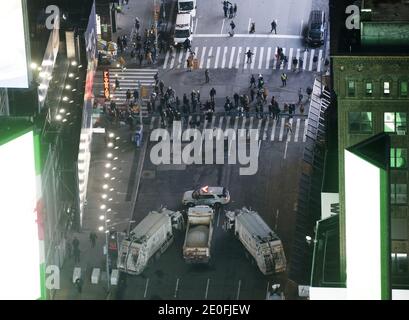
(178, 0, 196, 17)
(174, 13, 193, 46)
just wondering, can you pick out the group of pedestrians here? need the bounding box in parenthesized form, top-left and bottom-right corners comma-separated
(223, 1, 237, 19)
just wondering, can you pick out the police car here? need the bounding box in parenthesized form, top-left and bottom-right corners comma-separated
(182, 186, 231, 207)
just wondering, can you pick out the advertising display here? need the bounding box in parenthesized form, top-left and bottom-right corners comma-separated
(0, 130, 42, 299)
(0, 0, 30, 88)
(103, 70, 110, 100)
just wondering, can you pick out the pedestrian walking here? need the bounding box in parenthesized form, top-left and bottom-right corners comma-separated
(249, 74, 256, 88)
(281, 73, 287, 87)
(75, 278, 83, 294)
(223, 3, 228, 18)
(135, 17, 140, 32)
(89, 232, 97, 248)
(249, 22, 255, 33)
(306, 86, 312, 101)
(298, 57, 303, 71)
(126, 89, 131, 103)
(146, 51, 153, 64)
(270, 20, 277, 34)
(298, 88, 303, 104)
(159, 80, 165, 95)
(115, 78, 120, 90)
(133, 88, 139, 102)
(250, 88, 255, 102)
(73, 247, 81, 263)
(66, 241, 72, 259)
(246, 49, 254, 63)
(233, 3, 237, 16)
(292, 57, 298, 72)
(262, 87, 268, 103)
(285, 121, 293, 134)
(72, 237, 79, 250)
(229, 20, 236, 36)
(229, 6, 234, 18)
(205, 69, 210, 83)
(154, 72, 159, 84)
(233, 92, 239, 108)
(209, 87, 216, 103)
(186, 58, 192, 72)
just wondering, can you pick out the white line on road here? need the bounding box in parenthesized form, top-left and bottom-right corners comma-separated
(177, 50, 183, 68)
(236, 280, 242, 300)
(308, 49, 315, 71)
(200, 47, 207, 69)
(317, 49, 323, 72)
(205, 278, 210, 299)
(273, 47, 278, 68)
(174, 278, 180, 298)
(300, 19, 304, 36)
(258, 47, 264, 69)
(279, 118, 285, 141)
(271, 119, 277, 141)
(235, 46, 242, 69)
(294, 118, 300, 142)
(284, 141, 288, 159)
(263, 118, 270, 140)
(221, 46, 228, 68)
(287, 48, 293, 70)
(266, 47, 271, 69)
(303, 50, 308, 70)
(303, 119, 309, 142)
(287, 118, 293, 142)
(144, 278, 150, 298)
(163, 51, 170, 69)
(221, 19, 225, 35)
(195, 17, 199, 34)
(169, 50, 176, 69)
(243, 46, 250, 69)
(206, 47, 213, 69)
(280, 48, 286, 70)
(228, 47, 236, 69)
(250, 47, 257, 69)
(192, 34, 304, 39)
(248, 18, 252, 32)
(211, 115, 216, 128)
(214, 47, 221, 69)
(275, 209, 279, 230)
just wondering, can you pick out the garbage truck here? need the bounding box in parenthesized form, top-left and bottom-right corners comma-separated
(178, 0, 197, 17)
(225, 207, 286, 275)
(117, 208, 184, 275)
(183, 205, 214, 264)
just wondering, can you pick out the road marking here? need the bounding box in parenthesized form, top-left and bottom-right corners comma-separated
(249, 117, 254, 129)
(149, 117, 156, 130)
(217, 117, 224, 140)
(214, 47, 221, 69)
(236, 280, 242, 300)
(221, 18, 225, 35)
(287, 118, 293, 142)
(195, 17, 199, 34)
(174, 278, 180, 298)
(300, 19, 303, 36)
(193, 34, 304, 39)
(206, 47, 213, 69)
(296, 48, 301, 68)
(273, 47, 278, 68)
(205, 278, 210, 300)
(233, 116, 239, 131)
(243, 46, 250, 69)
(169, 50, 176, 69)
(287, 48, 293, 71)
(317, 49, 323, 72)
(275, 209, 279, 230)
(187, 115, 192, 129)
(278, 118, 285, 141)
(228, 46, 236, 69)
(263, 118, 270, 140)
(284, 141, 288, 159)
(235, 46, 242, 69)
(248, 18, 252, 32)
(226, 116, 231, 129)
(266, 47, 271, 69)
(250, 47, 257, 69)
(303, 119, 309, 142)
(183, 50, 190, 69)
(271, 119, 277, 141)
(280, 48, 286, 70)
(193, 46, 199, 57)
(308, 49, 315, 71)
(294, 118, 300, 142)
(177, 50, 184, 68)
(200, 47, 207, 69)
(144, 278, 150, 298)
(216, 210, 220, 227)
(258, 47, 264, 69)
(163, 51, 170, 69)
(221, 46, 228, 68)
(211, 114, 216, 128)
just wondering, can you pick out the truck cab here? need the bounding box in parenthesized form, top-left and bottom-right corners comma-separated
(178, 0, 197, 18)
(174, 13, 193, 46)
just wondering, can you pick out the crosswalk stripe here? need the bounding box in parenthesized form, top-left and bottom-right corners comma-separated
(280, 48, 286, 70)
(308, 49, 315, 71)
(303, 51, 308, 70)
(257, 118, 262, 133)
(214, 47, 221, 69)
(244, 47, 250, 69)
(206, 47, 213, 69)
(199, 47, 207, 69)
(303, 119, 308, 142)
(235, 47, 242, 69)
(233, 116, 239, 131)
(258, 47, 264, 69)
(211, 115, 216, 128)
(216, 116, 224, 140)
(163, 51, 170, 69)
(177, 50, 184, 68)
(287, 48, 293, 71)
(296, 49, 301, 70)
(169, 50, 176, 69)
(266, 47, 271, 69)
(263, 118, 270, 140)
(271, 119, 277, 141)
(287, 118, 293, 142)
(239, 118, 246, 138)
(317, 49, 323, 72)
(187, 115, 192, 129)
(228, 47, 236, 69)
(150, 117, 156, 130)
(279, 118, 285, 141)
(250, 47, 257, 69)
(294, 118, 300, 142)
(226, 116, 231, 129)
(273, 47, 278, 68)
(221, 46, 228, 68)
(249, 117, 254, 129)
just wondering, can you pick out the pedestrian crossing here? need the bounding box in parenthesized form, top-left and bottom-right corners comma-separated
(95, 68, 158, 117)
(162, 46, 324, 72)
(149, 115, 308, 143)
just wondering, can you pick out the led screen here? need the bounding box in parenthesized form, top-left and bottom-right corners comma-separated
(345, 150, 382, 300)
(0, 131, 41, 299)
(0, 0, 29, 88)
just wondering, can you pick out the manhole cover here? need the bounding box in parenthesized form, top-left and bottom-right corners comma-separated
(142, 170, 155, 179)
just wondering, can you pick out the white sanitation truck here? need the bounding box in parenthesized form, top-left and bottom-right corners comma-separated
(225, 207, 287, 275)
(178, 0, 197, 17)
(183, 205, 214, 264)
(117, 208, 184, 275)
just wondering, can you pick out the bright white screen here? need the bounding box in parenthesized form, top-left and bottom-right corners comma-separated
(0, 0, 29, 88)
(0, 131, 41, 299)
(345, 150, 381, 300)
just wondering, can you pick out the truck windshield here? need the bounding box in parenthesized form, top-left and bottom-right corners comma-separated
(179, 2, 194, 11)
(175, 29, 190, 39)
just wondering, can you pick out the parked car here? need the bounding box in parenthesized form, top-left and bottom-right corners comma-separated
(306, 10, 326, 47)
(182, 186, 230, 207)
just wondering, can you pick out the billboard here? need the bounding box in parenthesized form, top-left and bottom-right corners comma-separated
(0, 130, 42, 299)
(0, 0, 30, 88)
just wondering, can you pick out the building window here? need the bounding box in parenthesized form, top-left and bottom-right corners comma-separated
(384, 112, 407, 134)
(365, 82, 373, 96)
(391, 184, 407, 204)
(383, 81, 391, 96)
(347, 81, 355, 96)
(391, 148, 407, 169)
(400, 81, 408, 97)
(348, 112, 372, 133)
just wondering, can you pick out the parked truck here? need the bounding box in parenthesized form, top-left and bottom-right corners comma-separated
(178, 0, 197, 17)
(225, 207, 287, 275)
(117, 208, 184, 275)
(183, 205, 214, 264)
